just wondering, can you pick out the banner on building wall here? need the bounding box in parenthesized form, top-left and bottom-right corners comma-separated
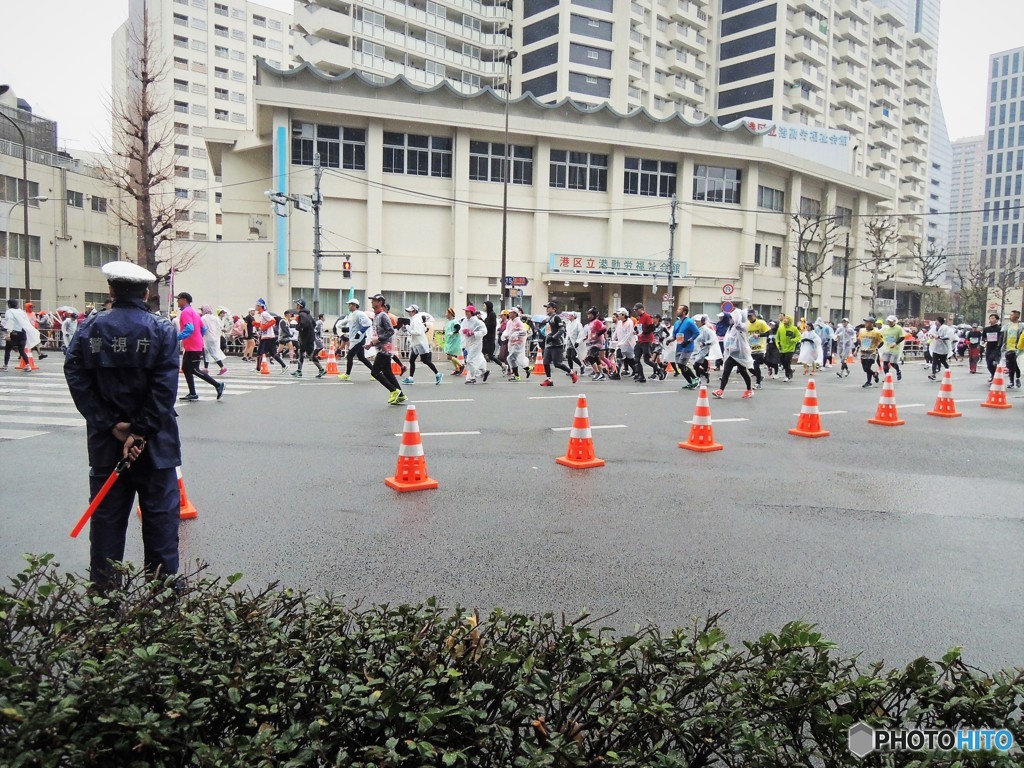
(728, 118, 852, 173)
(549, 253, 686, 278)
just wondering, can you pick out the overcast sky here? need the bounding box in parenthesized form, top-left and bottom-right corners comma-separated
(0, 0, 1021, 151)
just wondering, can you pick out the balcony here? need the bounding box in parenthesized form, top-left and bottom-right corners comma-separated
(834, 39, 866, 65)
(793, 0, 826, 13)
(671, 0, 709, 32)
(668, 76, 703, 104)
(788, 11, 829, 43)
(294, 34, 353, 73)
(833, 60, 866, 85)
(831, 107, 865, 133)
(788, 59, 825, 88)
(672, 23, 707, 54)
(792, 35, 828, 66)
(362, 0, 509, 48)
(836, 0, 869, 23)
(355, 20, 504, 73)
(836, 16, 868, 44)
(902, 99, 928, 125)
(447, 0, 513, 19)
(905, 82, 930, 106)
(868, 146, 898, 170)
(905, 121, 929, 144)
(833, 84, 864, 109)
(869, 125, 898, 149)
(785, 85, 825, 115)
(901, 159, 926, 179)
(874, 17, 904, 47)
(871, 82, 900, 104)
(867, 167, 896, 186)
(875, 42, 902, 68)
(668, 49, 705, 79)
(870, 102, 899, 128)
(900, 180, 925, 201)
(872, 63, 901, 87)
(293, 2, 353, 39)
(903, 140, 927, 163)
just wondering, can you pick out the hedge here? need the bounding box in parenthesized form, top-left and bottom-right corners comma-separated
(1, 555, 1021, 767)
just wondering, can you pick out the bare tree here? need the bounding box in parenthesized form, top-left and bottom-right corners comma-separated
(789, 212, 840, 319)
(906, 239, 949, 314)
(862, 215, 901, 317)
(988, 262, 1020, 321)
(104, 1, 192, 311)
(952, 258, 989, 324)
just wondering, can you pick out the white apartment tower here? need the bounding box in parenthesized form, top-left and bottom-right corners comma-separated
(113, 0, 293, 242)
(949, 135, 985, 279)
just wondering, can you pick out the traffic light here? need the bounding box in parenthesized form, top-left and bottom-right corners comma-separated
(342, 259, 351, 279)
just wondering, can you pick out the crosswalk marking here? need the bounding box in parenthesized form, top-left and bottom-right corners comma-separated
(1, 414, 84, 427)
(0, 428, 48, 440)
(0, 404, 80, 414)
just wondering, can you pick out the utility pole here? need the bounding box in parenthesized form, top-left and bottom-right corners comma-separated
(841, 231, 849, 321)
(498, 47, 518, 310)
(667, 194, 677, 306)
(312, 153, 323, 319)
(0, 107, 31, 300)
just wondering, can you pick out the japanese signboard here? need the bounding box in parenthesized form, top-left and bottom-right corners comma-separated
(549, 253, 684, 278)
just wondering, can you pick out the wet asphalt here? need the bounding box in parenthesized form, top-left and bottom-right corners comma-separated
(2, 359, 1022, 671)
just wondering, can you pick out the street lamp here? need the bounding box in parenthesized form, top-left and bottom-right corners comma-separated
(498, 46, 518, 311)
(3, 196, 47, 301)
(0, 103, 35, 300)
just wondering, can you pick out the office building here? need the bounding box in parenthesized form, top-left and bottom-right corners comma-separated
(949, 135, 984, 280)
(980, 46, 1024, 282)
(194, 61, 891, 321)
(111, 0, 293, 244)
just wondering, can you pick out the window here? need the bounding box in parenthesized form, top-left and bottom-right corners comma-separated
(192, 82, 207, 96)
(193, 189, 208, 200)
(67, 190, 84, 208)
(230, 91, 246, 103)
(253, 35, 266, 48)
(173, 34, 188, 48)
(215, 45, 228, 58)
(175, 188, 189, 199)
(215, 24, 228, 37)
(231, 49, 245, 61)
(84, 241, 118, 267)
(463, 42, 480, 59)
(174, 77, 188, 92)
(174, 56, 188, 69)
(192, 147, 208, 159)
(292, 122, 367, 170)
(692, 165, 742, 204)
(192, 104, 207, 117)
(192, 168, 208, 180)
(173, 100, 189, 113)
(383, 132, 452, 178)
(0, 233, 42, 261)
(191, 39, 207, 52)
(215, 87, 229, 100)
(269, 18, 282, 30)
(0, 176, 40, 205)
(624, 157, 676, 197)
(174, 121, 188, 134)
(834, 205, 853, 227)
(253, 13, 266, 26)
(193, 211, 209, 222)
(463, 14, 481, 32)
(214, 2, 228, 15)
(549, 149, 608, 192)
(469, 141, 534, 185)
(231, 112, 245, 124)
(90, 196, 108, 213)
(231, 70, 245, 81)
(754, 243, 761, 265)
(799, 196, 821, 216)
(757, 185, 784, 212)
(215, 66, 228, 78)
(215, 108, 229, 120)
(174, 143, 189, 156)
(175, 165, 190, 177)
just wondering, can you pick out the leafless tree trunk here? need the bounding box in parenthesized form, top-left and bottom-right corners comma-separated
(988, 262, 1020, 321)
(789, 213, 839, 320)
(103, 0, 192, 312)
(906, 239, 948, 314)
(862, 215, 901, 317)
(952, 259, 989, 324)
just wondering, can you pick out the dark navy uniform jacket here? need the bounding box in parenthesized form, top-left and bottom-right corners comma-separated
(64, 298, 182, 469)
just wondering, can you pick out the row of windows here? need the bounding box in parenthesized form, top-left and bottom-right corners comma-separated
(984, 200, 1022, 223)
(982, 223, 1023, 247)
(84, 242, 119, 268)
(0, 232, 42, 261)
(985, 175, 1024, 200)
(292, 122, 367, 170)
(65, 191, 108, 213)
(985, 148, 1024, 175)
(0, 176, 41, 206)
(992, 50, 1023, 79)
(469, 142, 534, 185)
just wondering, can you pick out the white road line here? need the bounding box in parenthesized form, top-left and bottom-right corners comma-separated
(0, 395, 74, 405)
(686, 417, 749, 424)
(627, 390, 677, 395)
(392, 430, 481, 437)
(410, 398, 475, 403)
(0, 404, 79, 414)
(953, 398, 983, 403)
(793, 410, 848, 416)
(900, 403, 926, 408)
(0, 428, 48, 440)
(0, 414, 83, 427)
(551, 424, 627, 431)
(0, 381, 67, 388)
(527, 394, 581, 400)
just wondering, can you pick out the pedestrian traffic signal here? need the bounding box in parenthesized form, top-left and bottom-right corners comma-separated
(342, 259, 351, 279)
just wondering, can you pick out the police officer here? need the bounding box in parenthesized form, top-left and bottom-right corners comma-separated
(64, 261, 182, 590)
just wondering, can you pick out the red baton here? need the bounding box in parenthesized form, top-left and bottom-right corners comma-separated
(70, 456, 132, 539)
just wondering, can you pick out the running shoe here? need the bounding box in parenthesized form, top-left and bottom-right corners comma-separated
(338, 374, 351, 381)
(836, 371, 843, 378)
(395, 393, 408, 405)
(401, 377, 415, 384)
(927, 375, 937, 381)
(711, 389, 724, 399)
(874, 373, 879, 383)
(219, 367, 228, 375)
(316, 370, 326, 378)
(862, 382, 872, 388)
(482, 370, 490, 382)
(752, 382, 761, 390)
(465, 378, 477, 384)
(682, 381, 699, 390)
(435, 372, 443, 385)
(742, 390, 753, 399)
(896, 370, 902, 381)
(387, 389, 400, 405)
(291, 371, 302, 377)
(571, 371, 579, 384)
(216, 382, 226, 401)
(179, 393, 199, 402)
(540, 379, 554, 387)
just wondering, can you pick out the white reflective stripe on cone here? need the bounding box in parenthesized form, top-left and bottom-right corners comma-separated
(404, 419, 420, 433)
(398, 442, 425, 458)
(569, 427, 592, 439)
(175, 466, 184, 481)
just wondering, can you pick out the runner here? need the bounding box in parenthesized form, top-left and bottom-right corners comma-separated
(745, 308, 770, 389)
(502, 306, 530, 381)
(798, 323, 822, 375)
(338, 298, 373, 381)
(254, 298, 288, 373)
(1, 298, 37, 371)
(833, 318, 855, 378)
(816, 318, 834, 368)
(175, 292, 225, 401)
(565, 311, 587, 375)
(775, 314, 801, 381)
(673, 305, 700, 389)
(242, 308, 256, 362)
(292, 299, 326, 378)
(857, 317, 884, 388)
(632, 302, 658, 382)
(691, 314, 716, 384)
(927, 317, 953, 381)
(539, 301, 577, 387)
(712, 308, 754, 399)
(764, 320, 780, 378)
(442, 307, 465, 375)
(879, 315, 905, 381)
(200, 304, 228, 376)
(983, 313, 1002, 382)
(461, 305, 488, 384)
(965, 323, 983, 374)
(402, 304, 442, 385)
(613, 308, 637, 379)
(1003, 309, 1022, 388)
(366, 294, 406, 404)
(583, 306, 608, 381)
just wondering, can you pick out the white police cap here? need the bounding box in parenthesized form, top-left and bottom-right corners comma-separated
(101, 261, 157, 284)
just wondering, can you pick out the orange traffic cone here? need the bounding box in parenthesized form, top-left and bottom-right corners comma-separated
(532, 349, 545, 376)
(868, 372, 905, 426)
(679, 385, 724, 452)
(15, 349, 39, 370)
(391, 357, 403, 376)
(385, 405, 440, 492)
(981, 365, 1013, 409)
(927, 369, 962, 418)
(665, 361, 676, 374)
(324, 342, 339, 375)
(457, 352, 467, 376)
(846, 354, 855, 365)
(788, 377, 830, 437)
(138, 466, 197, 520)
(318, 343, 328, 360)
(555, 394, 605, 469)
(259, 356, 270, 375)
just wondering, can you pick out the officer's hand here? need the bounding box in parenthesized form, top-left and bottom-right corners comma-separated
(112, 422, 132, 444)
(123, 434, 146, 462)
